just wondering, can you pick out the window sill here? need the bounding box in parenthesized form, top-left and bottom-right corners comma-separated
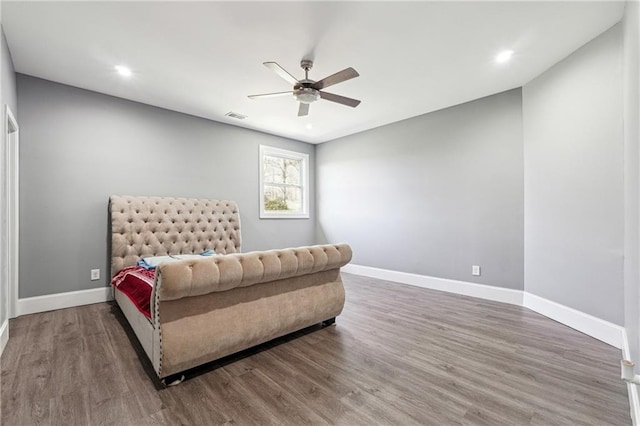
(260, 213, 309, 219)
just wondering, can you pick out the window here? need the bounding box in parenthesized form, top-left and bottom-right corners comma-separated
(260, 145, 309, 219)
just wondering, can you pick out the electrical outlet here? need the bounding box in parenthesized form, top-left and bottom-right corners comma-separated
(472, 265, 481, 276)
(91, 269, 100, 281)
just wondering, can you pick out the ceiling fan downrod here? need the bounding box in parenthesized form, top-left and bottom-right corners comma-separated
(300, 59, 313, 81)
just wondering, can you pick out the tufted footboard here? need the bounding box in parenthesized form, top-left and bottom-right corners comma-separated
(152, 244, 352, 378)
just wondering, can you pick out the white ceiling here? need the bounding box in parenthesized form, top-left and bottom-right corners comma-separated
(2, 1, 625, 144)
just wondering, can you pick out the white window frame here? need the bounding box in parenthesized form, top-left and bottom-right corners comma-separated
(259, 145, 309, 219)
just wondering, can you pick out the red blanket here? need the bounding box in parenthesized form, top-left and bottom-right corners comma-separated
(111, 266, 155, 318)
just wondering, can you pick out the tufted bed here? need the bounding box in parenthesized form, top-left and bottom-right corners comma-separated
(109, 195, 352, 382)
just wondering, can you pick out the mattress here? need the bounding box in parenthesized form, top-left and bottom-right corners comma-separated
(111, 266, 155, 318)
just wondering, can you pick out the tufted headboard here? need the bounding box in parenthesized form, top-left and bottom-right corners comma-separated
(109, 195, 242, 277)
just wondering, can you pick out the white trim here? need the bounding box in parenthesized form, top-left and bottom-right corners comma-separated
(343, 263, 624, 349)
(17, 287, 113, 317)
(342, 264, 524, 306)
(623, 330, 640, 425)
(5, 106, 18, 319)
(0, 320, 8, 357)
(259, 145, 310, 219)
(523, 292, 624, 348)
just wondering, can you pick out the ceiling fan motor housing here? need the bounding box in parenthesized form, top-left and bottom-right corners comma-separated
(295, 60, 319, 104)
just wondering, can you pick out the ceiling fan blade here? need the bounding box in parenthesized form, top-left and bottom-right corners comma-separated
(319, 91, 361, 108)
(298, 103, 310, 117)
(264, 62, 299, 86)
(312, 67, 359, 90)
(248, 91, 293, 100)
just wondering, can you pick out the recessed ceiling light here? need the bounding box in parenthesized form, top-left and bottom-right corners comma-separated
(114, 65, 132, 77)
(495, 50, 514, 64)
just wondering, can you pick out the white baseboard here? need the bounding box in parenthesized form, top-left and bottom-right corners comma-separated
(342, 264, 524, 306)
(0, 320, 8, 357)
(523, 292, 624, 349)
(623, 331, 640, 425)
(343, 263, 624, 349)
(17, 287, 113, 316)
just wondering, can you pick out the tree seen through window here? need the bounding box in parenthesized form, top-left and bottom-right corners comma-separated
(263, 155, 302, 212)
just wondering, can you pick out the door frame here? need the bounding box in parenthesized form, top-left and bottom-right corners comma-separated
(5, 105, 19, 319)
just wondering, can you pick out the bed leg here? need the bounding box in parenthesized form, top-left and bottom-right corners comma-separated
(322, 317, 336, 326)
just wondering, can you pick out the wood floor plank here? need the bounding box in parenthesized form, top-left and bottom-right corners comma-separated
(49, 390, 91, 426)
(200, 367, 280, 425)
(0, 273, 631, 425)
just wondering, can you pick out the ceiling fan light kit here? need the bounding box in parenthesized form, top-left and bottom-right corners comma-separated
(249, 59, 361, 117)
(294, 88, 320, 104)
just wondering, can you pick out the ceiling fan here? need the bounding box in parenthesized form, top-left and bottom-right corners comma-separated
(248, 60, 361, 117)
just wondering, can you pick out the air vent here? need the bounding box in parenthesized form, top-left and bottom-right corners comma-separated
(225, 112, 247, 120)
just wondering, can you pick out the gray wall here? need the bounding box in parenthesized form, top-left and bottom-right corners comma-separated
(623, 1, 640, 367)
(523, 24, 624, 325)
(317, 89, 524, 290)
(17, 75, 316, 298)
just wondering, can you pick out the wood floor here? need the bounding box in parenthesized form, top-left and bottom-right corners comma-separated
(0, 273, 631, 425)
